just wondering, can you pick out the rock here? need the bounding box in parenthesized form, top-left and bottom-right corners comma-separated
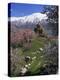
(25, 65, 28, 68)
(21, 67, 27, 75)
(28, 63, 31, 66)
(25, 56, 30, 63)
(32, 56, 36, 60)
(39, 48, 43, 51)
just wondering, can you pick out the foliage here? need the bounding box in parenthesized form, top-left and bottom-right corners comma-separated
(34, 23, 45, 37)
(43, 5, 58, 23)
(11, 29, 35, 48)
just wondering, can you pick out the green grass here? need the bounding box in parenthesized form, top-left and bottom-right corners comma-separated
(23, 37, 46, 55)
(11, 37, 51, 76)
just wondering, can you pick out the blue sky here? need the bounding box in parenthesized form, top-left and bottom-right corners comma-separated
(8, 3, 47, 17)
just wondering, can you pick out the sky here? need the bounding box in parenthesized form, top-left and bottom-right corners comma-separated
(8, 3, 46, 17)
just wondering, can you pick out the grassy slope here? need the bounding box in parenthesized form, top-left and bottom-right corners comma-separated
(11, 36, 58, 76)
(15, 37, 48, 75)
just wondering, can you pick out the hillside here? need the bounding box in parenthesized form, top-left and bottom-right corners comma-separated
(10, 36, 58, 76)
(9, 12, 58, 76)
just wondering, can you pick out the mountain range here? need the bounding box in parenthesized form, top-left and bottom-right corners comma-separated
(9, 12, 48, 29)
(9, 12, 57, 36)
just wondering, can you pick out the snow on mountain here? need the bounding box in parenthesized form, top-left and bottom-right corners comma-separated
(9, 12, 48, 23)
(9, 12, 57, 36)
(9, 12, 49, 33)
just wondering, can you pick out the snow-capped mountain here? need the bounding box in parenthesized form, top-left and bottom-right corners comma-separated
(9, 12, 48, 23)
(9, 12, 57, 36)
(9, 12, 48, 31)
